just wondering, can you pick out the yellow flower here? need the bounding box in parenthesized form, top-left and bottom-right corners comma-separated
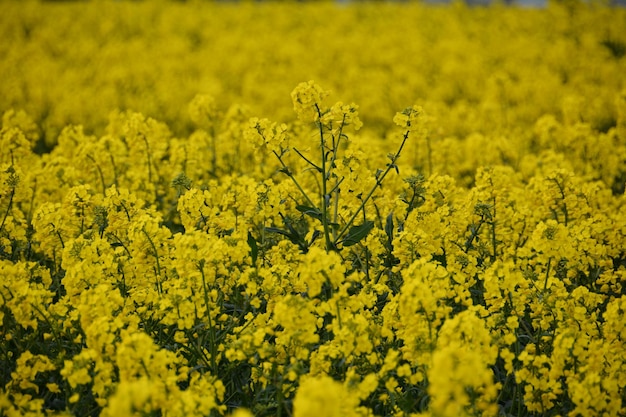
(291, 81, 330, 122)
(320, 101, 363, 133)
(293, 375, 359, 417)
(46, 383, 61, 394)
(244, 117, 289, 155)
(0, 261, 53, 330)
(273, 295, 319, 360)
(61, 349, 98, 388)
(9, 351, 56, 393)
(100, 378, 154, 416)
(230, 409, 254, 417)
(393, 105, 424, 131)
(428, 311, 500, 417)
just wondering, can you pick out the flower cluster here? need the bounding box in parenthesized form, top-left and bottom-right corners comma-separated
(1, 1, 626, 417)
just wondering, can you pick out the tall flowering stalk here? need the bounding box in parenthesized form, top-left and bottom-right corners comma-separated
(247, 81, 419, 253)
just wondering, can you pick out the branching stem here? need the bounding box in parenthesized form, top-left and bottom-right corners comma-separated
(334, 129, 410, 246)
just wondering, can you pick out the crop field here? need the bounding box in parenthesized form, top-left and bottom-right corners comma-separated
(1, 1, 626, 416)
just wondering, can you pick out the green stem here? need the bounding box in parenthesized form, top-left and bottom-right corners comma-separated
(327, 118, 347, 240)
(141, 133, 153, 183)
(549, 177, 569, 226)
(544, 257, 551, 292)
(142, 227, 162, 294)
(334, 129, 410, 245)
(85, 154, 107, 195)
(293, 147, 321, 172)
(51, 224, 65, 249)
(316, 104, 333, 252)
(108, 232, 132, 257)
(326, 114, 347, 181)
(426, 134, 432, 177)
(333, 185, 340, 231)
(0, 185, 15, 236)
(336, 300, 343, 329)
(108, 153, 119, 187)
(199, 263, 218, 373)
(27, 178, 37, 224)
(272, 150, 317, 209)
(491, 197, 497, 262)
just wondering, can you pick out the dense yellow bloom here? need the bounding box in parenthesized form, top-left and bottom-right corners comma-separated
(1, 2, 626, 416)
(428, 310, 500, 417)
(291, 81, 330, 122)
(61, 350, 96, 388)
(385, 260, 454, 366)
(273, 295, 320, 360)
(244, 117, 289, 155)
(0, 261, 53, 330)
(293, 375, 361, 417)
(320, 102, 363, 133)
(9, 351, 56, 393)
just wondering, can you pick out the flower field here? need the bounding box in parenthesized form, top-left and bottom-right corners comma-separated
(1, 1, 626, 416)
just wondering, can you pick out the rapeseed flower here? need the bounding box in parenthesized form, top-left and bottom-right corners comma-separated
(1, 3, 626, 416)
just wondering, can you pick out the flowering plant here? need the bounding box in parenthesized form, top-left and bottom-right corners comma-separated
(1, 2, 626, 417)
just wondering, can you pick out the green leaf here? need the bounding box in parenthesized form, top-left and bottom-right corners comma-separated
(266, 226, 302, 245)
(385, 213, 394, 245)
(309, 229, 321, 245)
(296, 204, 323, 222)
(342, 220, 375, 247)
(247, 231, 258, 266)
(265, 226, 294, 240)
(266, 226, 309, 253)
